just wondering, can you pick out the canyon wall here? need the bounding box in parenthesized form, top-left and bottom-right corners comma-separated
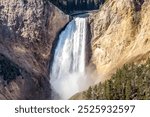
(89, 0, 150, 80)
(0, 0, 69, 99)
(71, 0, 150, 100)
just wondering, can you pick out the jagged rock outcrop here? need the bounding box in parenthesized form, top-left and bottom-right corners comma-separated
(89, 0, 150, 80)
(0, 0, 69, 99)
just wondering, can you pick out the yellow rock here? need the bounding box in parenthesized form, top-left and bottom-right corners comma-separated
(89, 0, 150, 80)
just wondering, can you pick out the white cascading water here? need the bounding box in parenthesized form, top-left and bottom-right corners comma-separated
(50, 17, 91, 99)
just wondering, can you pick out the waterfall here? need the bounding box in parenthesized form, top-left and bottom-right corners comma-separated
(50, 17, 90, 99)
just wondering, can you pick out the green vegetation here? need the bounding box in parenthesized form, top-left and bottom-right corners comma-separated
(84, 59, 150, 100)
(49, 0, 106, 13)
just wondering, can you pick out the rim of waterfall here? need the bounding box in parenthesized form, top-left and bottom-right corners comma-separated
(49, 16, 94, 100)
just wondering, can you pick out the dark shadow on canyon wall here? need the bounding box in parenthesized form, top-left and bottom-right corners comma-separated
(0, 54, 51, 100)
(133, 0, 144, 11)
(0, 54, 21, 84)
(86, 19, 96, 71)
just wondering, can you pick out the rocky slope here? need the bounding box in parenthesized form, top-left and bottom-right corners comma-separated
(0, 0, 69, 99)
(71, 0, 150, 99)
(89, 0, 149, 81)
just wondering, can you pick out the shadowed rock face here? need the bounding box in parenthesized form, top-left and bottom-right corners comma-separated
(89, 0, 150, 81)
(0, 54, 21, 82)
(0, 54, 50, 100)
(0, 0, 69, 99)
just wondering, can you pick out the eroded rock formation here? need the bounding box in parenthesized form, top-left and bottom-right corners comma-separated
(89, 0, 150, 80)
(0, 0, 69, 99)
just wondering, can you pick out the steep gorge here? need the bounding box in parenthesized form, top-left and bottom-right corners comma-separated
(89, 0, 150, 81)
(1, 0, 150, 100)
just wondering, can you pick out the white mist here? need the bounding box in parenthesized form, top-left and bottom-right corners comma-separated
(50, 17, 92, 99)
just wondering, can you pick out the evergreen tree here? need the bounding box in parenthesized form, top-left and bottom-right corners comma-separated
(85, 86, 92, 99)
(49, 0, 107, 13)
(84, 58, 150, 100)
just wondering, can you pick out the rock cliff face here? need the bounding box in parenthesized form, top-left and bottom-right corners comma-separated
(89, 0, 150, 80)
(0, 0, 69, 99)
